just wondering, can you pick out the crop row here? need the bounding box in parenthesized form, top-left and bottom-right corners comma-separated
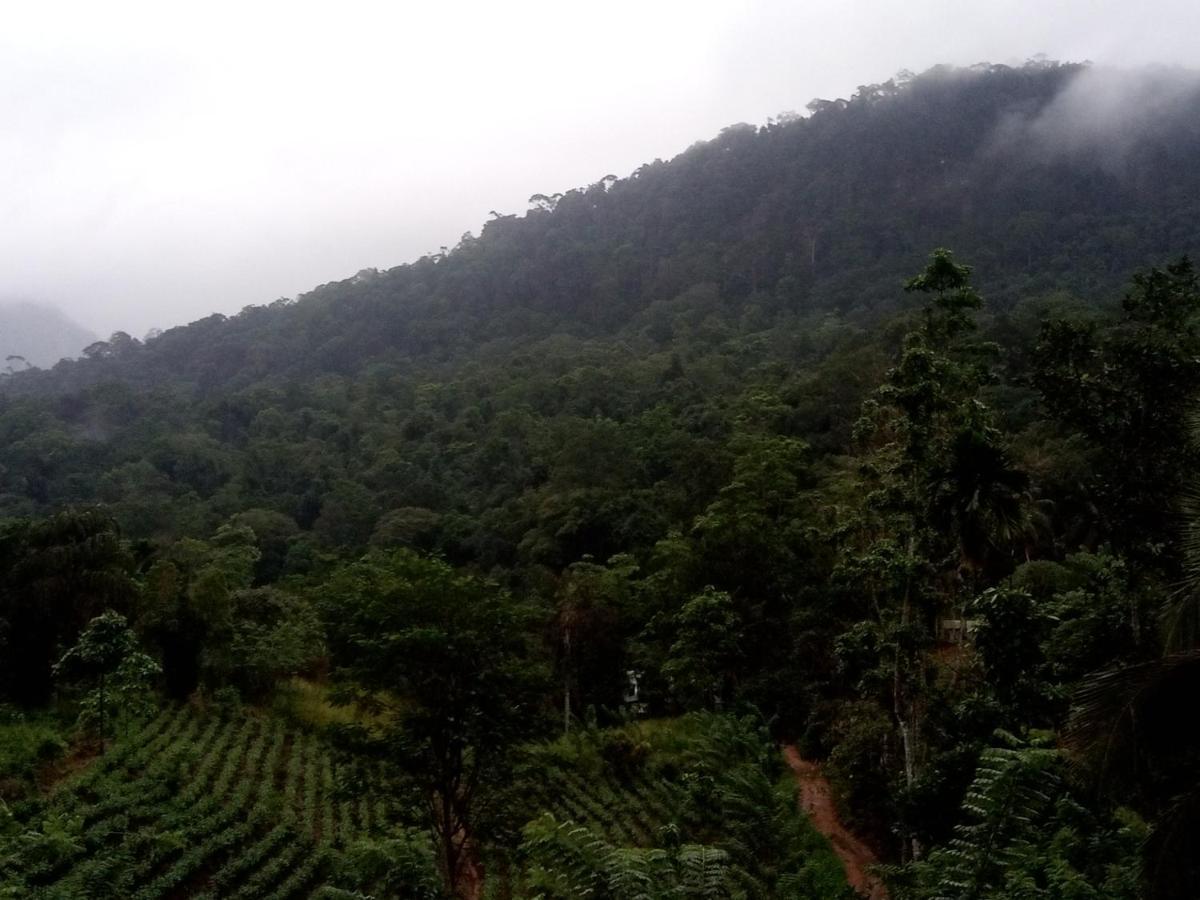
(13, 706, 404, 899)
(526, 767, 688, 849)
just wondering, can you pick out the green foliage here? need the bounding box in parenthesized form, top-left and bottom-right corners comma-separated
(0, 58, 1198, 899)
(522, 814, 739, 900)
(0, 510, 135, 708)
(969, 588, 1053, 717)
(322, 549, 550, 895)
(0, 809, 84, 897)
(53, 610, 160, 742)
(822, 700, 896, 838)
(1040, 552, 1155, 682)
(832, 249, 1016, 858)
(516, 715, 851, 899)
(553, 554, 639, 727)
(0, 711, 67, 802)
(663, 588, 743, 709)
(139, 523, 261, 697)
(1034, 257, 1200, 567)
(889, 737, 1144, 900)
(330, 828, 444, 899)
(0, 706, 404, 897)
(202, 587, 324, 698)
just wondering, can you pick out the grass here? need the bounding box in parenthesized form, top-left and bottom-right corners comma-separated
(0, 709, 69, 800)
(271, 678, 394, 737)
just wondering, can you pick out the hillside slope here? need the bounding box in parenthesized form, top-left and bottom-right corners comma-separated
(4, 60, 1198, 401)
(0, 60, 1197, 561)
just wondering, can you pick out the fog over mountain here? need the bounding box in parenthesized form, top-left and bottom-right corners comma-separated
(0, 302, 96, 369)
(5, 58, 1198, 409)
(987, 64, 1200, 167)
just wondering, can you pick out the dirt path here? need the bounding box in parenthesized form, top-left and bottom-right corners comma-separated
(782, 745, 888, 900)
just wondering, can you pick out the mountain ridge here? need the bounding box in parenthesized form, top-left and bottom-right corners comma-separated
(4, 60, 1199, 401)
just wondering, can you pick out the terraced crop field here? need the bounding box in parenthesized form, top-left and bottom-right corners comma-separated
(524, 765, 688, 848)
(4, 705, 401, 899)
(506, 718, 853, 900)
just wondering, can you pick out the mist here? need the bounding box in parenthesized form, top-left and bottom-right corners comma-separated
(4, 0, 1200, 340)
(987, 64, 1200, 168)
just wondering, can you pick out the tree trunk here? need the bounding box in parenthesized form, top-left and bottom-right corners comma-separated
(896, 531, 923, 861)
(99, 670, 106, 752)
(563, 626, 572, 733)
(438, 789, 463, 897)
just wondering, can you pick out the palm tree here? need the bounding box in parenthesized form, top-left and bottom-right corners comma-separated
(927, 425, 1047, 581)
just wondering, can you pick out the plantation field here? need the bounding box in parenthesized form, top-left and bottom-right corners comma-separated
(525, 763, 688, 848)
(507, 716, 853, 899)
(4, 708, 850, 899)
(1, 705, 401, 899)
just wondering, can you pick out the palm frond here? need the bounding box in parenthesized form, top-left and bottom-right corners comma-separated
(1064, 651, 1200, 794)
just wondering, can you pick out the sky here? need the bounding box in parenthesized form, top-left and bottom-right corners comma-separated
(3, 0, 1200, 338)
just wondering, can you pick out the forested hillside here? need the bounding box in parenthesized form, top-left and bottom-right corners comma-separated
(3, 59, 1200, 898)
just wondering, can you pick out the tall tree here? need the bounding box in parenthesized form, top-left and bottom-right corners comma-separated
(662, 586, 744, 709)
(322, 550, 549, 897)
(837, 249, 1014, 859)
(53, 610, 159, 745)
(139, 523, 259, 697)
(552, 556, 634, 732)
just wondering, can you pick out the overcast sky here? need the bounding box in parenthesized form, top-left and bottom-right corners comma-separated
(3, 0, 1199, 338)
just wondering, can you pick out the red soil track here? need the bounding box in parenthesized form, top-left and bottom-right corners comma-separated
(782, 745, 888, 900)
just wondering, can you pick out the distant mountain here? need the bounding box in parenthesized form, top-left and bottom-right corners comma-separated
(0, 303, 96, 370)
(3, 61, 1198, 401)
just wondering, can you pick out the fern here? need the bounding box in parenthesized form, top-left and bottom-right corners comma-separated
(932, 742, 1061, 900)
(521, 813, 741, 900)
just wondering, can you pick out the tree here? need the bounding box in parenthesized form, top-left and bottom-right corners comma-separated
(662, 587, 744, 709)
(228, 508, 301, 584)
(969, 587, 1053, 719)
(684, 432, 818, 724)
(322, 550, 549, 897)
(690, 433, 812, 601)
(927, 428, 1040, 581)
(1034, 258, 1200, 568)
(139, 523, 259, 697)
(53, 611, 159, 745)
(889, 736, 1143, 900)
(1067, 652, 1200, 898)
(201, 586, 324, 699)
(1062, 408, 1200, 898)
(553, 555, 636, 732)
(837, 249, 1011, 859)
(0, 510, 136, 707)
